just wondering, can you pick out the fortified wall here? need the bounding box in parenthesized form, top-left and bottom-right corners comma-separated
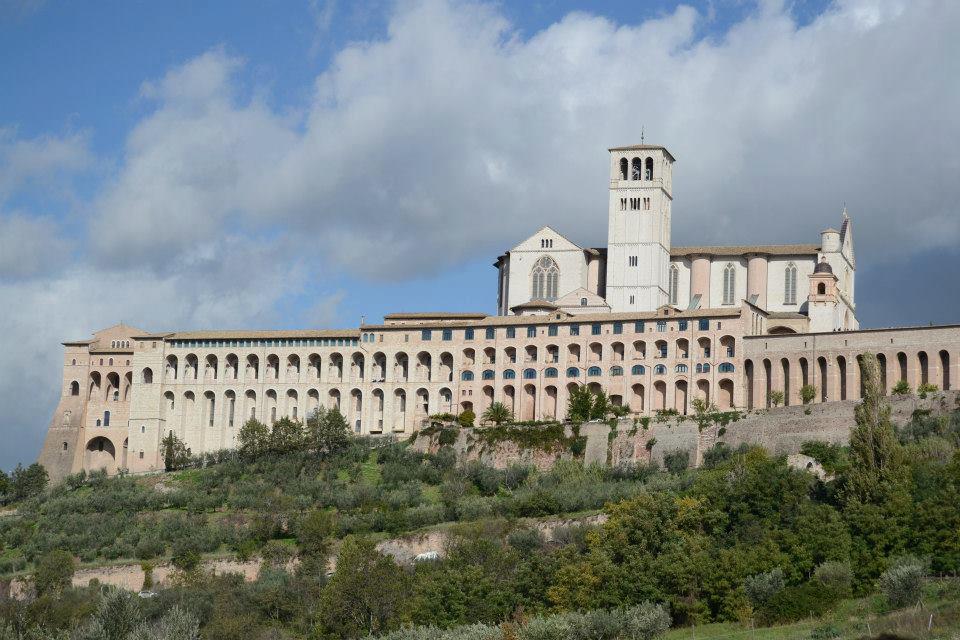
(414, 390, 960, 470)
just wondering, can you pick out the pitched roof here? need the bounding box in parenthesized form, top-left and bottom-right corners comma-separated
(670, 244, 819, 258)
(383, 312, 488, 321)
(165, 329, 359, 340)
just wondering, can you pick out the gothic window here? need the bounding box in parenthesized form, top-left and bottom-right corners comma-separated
(817, 282, 826, 295)
(629, 256, 638, 267)
(620, 158, 628, 180)
(669, 265, 680, 305)
(722, 263, 736, 305)
(644, 197, 651, 210)
(784, 263, 798, 305)
(645, 157, 653, 180)
(631, 157, 642, 180)
(531, 256, 560, 301)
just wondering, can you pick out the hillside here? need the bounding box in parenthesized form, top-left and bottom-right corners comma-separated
(2, 367, 960, 640)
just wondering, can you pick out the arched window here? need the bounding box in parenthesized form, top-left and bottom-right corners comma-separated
(619, 158, 628, 180)
(631, 157, 642, 180)
(142, 368, 153, 384)
(669, 265, 680, 305)
(654, 364, 667, 375)
(103, 411, 110, 427)
(722, 263, 736, 305)
(545, 367, 558, 378)
(718, 362, 735, 373)
(503, 369, 516, 380)
(645, 157, 654, 180)
(587, 366, 602, 376)
(695, 363, 702, 373)
(531, 256, 560, 301)
(675, 364, 688, 373)
(566, 367, 580, 378)
(70, 381, 80, 396)
(784, 262, 798, 304)
(461, 371, 474, 381)
(701, 363, 711, 373)
(610, 366, 624, 376)
(817, 282, 826, 295)
(632, 364, 645, 375)
(523, 368, 537, 379)
(482, 369, 495, 380)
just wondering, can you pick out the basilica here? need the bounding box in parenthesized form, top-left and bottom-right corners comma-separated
(38, 143, 959, 481)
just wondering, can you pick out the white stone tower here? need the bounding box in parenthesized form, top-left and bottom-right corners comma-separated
(604, 144, 675, 312)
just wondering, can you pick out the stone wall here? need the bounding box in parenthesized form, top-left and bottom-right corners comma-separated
(415, 390, 960, 470)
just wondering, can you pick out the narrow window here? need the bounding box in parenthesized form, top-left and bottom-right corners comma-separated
(669, 265, 679, 305)
(723, 263, 736, 305)
(784, 263, 798, 304)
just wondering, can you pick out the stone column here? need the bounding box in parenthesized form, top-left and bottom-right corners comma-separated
(746, 254, 769, 309)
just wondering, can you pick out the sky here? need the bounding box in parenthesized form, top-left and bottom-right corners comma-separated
(1, 0, 959, 471)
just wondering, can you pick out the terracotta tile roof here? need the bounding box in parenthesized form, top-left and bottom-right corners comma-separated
(165, 329, 359, 340)
(363, 307, 742, 330)
(384, 312, 489, 320)
(670, 244, 819, 257)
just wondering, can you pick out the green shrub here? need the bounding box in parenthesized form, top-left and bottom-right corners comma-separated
(457, 410, 476, 428)
(662, 449, 689, 474)
(759, 581, 839, 624)
(878, 556, 927, 608)
(813, 561, 853, 597)
(744, 567, 785, 608)
(892, 379, 911, 395)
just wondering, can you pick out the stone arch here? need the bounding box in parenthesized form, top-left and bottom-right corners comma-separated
(837, 356, 848, 401)
(876, 353, 888, 394)
(416, 352, 432, 382)
(780, 358, 791, 406)
(633, 340, 646, 359)
(266, 354, 280, 381)
(439, 387, 453, 414)
(675, 380, 688, 414)
(246, 354, 260, 381)
(439, 352, 454, 382)
(744, 359, 754, 409)
(522, 383, 537, 421)
(897, 351, 908, 386)
(372, 352, 387, 381)
(393, 389, 407, 431)
(106, 372, 120, 402)
(544, 385, 558, 418)
(568, 344, 581, 363)
(85, 436, 116, 473)
(481, 385, 495, 414)
(141, 368, 153, 384)
(244, 389, 257, 421)
(350, 388, 363, 432)
(307, 353, 322, 381)
(286, 388, 299, 420)
(225, 354, 239, 381)
(202, 390, 216, 429)
(631, 157, 642, 180)
(224, 390, 237, 428)
(589, 342, 603, 362)
(718, 379, 734, 409)
(696, 379, 710, 405)
(286, 354, 301, 381)
(502, 385, 516, 414)
(327, 389, 341, 411)
(817, 357, 828, 402)
(415, 388, 430, 418)
(328, 353, 344, 382)
(265, 389, 278, 423)
(630, 383, 645, 413)
(204, 354, 218, 381)
(762, 359, 772, 408)
(184, 354, 199, 381)
(371, 389, 385, 432)
(307, 389, 320, 415)
(70, 380, 80, 396)
(620, 157, 629, 180)
(351, 352, 365, 383)
(653, 381, 667, 411)
(394, 352, 409, 382)
(940, 350, 951, 390)
(918, 351, 929, 386)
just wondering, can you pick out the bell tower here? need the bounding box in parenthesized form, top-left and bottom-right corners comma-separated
(604, 144, 675, 312)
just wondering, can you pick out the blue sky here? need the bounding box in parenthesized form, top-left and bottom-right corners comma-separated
(1, 0, 958, 471)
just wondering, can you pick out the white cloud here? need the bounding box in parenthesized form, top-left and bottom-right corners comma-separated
(3, 0, 960, 468)
(0, 212, 71, 278)
(83, 0, 960, 281)
(0, 128, 92, 203)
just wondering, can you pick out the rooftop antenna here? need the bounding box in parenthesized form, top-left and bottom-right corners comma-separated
(641, 126, 645, 145)
(360, 314, 366, 326)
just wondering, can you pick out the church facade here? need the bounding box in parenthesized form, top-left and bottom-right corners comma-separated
(37, 144, 959, 481)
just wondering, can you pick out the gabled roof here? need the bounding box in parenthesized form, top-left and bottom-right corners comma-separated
(670, 244, 819, 258)
(509, 225, 583, 253)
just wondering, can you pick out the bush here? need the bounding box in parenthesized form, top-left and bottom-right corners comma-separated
(662, 449, 689, 474)
(892, 380, 911, 395)
(744, 567, 785, 608)
(878, 556, 927, 608)
(813, 561, 853, 597)
(458, 410, 476, 428)
(760, 581, 840, 624)
(33, 549, 75, 596)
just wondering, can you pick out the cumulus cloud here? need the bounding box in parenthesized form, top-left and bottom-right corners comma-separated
(3, 0, 960, 469)
(0, 128, 92, 202)
(85, 0, 960, 281)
